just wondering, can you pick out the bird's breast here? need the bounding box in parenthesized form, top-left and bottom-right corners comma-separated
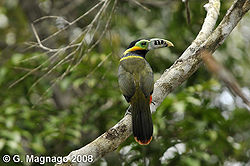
(120, 57, 146, 74)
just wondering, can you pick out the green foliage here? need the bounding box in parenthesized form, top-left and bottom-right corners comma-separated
(0, 0, 249, 166)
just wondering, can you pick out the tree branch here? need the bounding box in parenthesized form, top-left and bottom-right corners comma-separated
(56, 0, 250, 165)
(151, 0, 220, 112)
(202, 51, 250, 107)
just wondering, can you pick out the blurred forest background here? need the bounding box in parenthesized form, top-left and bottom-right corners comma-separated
(0, 0, 250, 165)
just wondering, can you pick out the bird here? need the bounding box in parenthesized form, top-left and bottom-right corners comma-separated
(118, 38, 174, 145)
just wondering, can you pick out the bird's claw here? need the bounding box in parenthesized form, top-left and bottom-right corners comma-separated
(125, 106, 132, 116)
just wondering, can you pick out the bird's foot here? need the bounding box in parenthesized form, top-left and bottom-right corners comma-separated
(125, 106, 132, 116)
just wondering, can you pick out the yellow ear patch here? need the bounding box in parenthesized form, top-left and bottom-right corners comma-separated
(123, 46, 144, 55)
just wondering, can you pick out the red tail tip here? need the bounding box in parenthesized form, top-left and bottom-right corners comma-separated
(134, 136, 152, 145)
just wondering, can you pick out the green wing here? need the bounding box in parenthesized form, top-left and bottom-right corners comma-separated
(118, 65, 136, 102)
(139, 61, 154, 97)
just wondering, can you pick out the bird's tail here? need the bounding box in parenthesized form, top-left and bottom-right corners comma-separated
(131, 90, 153, 145)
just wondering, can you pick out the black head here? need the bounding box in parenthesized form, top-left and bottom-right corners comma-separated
(127, 39, 141, 49)
(126, 39, 148, 57)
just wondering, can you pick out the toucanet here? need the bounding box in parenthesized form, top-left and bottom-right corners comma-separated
(118, 38, 174, 145)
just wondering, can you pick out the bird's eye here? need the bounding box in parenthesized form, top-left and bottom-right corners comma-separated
(141, 42, 146, 46)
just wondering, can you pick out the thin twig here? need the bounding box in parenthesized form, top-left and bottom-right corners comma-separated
(131, 0, 151, 12)
(28, 49, 78, 92)
(185, 0, 191, 24)
(72, 0, 112, 69)
(33, 15, 70, 24)
(9, 1, 110, 89)
(81, 52, 112, 84)
(19, 52, 47, 63)
(55, 0, 116, 93)
(31, 23, 81, 52)
(202, 51, 250, 107)
(28, 0, 112, 105)
(34, 1, 104, 46)
(8, 51, 62, 88)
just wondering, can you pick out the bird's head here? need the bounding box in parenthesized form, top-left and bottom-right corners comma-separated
(123, 38, 174, 56)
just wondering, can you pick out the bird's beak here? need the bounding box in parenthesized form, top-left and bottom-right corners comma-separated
(147, 38, 174, 50)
